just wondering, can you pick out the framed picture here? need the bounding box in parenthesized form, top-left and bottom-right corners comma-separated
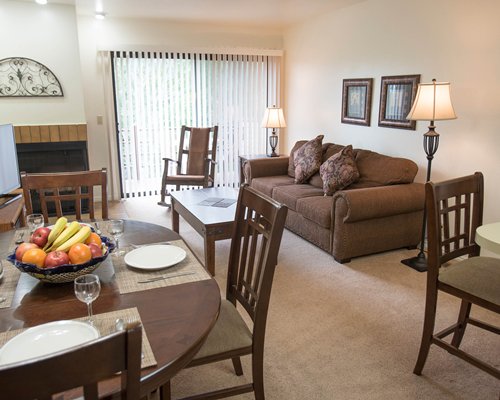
(341, 78, 373, 126)
(378, 74, 420, 130)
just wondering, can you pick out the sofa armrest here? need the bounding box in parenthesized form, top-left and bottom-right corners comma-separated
(244, 157, 290, 182)
(333, 183, 425, 223)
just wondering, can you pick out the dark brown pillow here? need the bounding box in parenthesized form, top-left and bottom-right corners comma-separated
(319, 145, 360, 195)
(293, 135, 324, 183)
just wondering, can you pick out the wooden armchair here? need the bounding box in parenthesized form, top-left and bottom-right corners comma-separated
(0, 321, 142, 400)
(21, 168, 108, 222)
(162, 185, 288, 400)
(158, 125, 218, 207)
(414, 172, 500, 380)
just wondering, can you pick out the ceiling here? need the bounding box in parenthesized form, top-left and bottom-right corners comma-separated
(19, 0, 366, 28)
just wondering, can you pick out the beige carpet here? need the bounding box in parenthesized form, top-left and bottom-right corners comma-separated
(110, 197, 500, 400)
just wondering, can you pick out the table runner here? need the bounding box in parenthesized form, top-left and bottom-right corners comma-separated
(0, 307, 156, 369)
(113, 239, 211, 295)
(0, 262, 21, 309)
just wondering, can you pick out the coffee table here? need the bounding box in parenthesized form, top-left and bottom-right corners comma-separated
(170, 187, 238, 276)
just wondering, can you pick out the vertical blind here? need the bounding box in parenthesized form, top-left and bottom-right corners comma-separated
(112, 51, 282, 198)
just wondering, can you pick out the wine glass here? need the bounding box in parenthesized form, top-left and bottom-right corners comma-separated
(26, 213, 44, 234)
(74, 274, 101, 325)
(108, 219, 125, 256)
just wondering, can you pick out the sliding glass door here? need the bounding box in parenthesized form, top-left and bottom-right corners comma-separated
(112, 51, 281, 198)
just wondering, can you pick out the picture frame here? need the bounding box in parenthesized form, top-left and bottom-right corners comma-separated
(341, 78, 373, 126)
(378, 74, 420, 130)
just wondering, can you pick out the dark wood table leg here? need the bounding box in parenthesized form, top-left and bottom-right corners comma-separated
(204, 234, 216, 276)
(172, 201, 180, 233)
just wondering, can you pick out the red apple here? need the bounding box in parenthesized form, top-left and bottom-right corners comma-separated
(44, 251, 70, 268)
(30, 227, 51, 248)
(15, 242, 39, 261)
(88, 243, 103, 258)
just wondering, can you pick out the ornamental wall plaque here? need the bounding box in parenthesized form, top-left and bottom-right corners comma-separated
(0, 57, 63, 97)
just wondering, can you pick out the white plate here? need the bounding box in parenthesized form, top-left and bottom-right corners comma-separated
(124, 244, 187, 270)
(0, 320, 99, 366)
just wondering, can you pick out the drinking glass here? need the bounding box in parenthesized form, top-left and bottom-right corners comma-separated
(108, 219, 125, 256)
(74, 274, 101, 325)
(26, 213, 44, 234)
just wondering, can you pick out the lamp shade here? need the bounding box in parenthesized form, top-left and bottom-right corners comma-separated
(261, 106, 286, 129)
(407, 80, 457, 121)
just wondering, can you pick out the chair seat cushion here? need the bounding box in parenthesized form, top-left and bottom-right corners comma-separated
(192, 299, 252, 361)
(439, 256, 500, 306)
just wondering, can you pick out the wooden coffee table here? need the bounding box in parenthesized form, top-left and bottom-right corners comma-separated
(170, 187, 238, 276)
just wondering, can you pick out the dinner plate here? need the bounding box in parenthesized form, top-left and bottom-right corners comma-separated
(0, 320, 99, 366)
(124, 244, 187, 270)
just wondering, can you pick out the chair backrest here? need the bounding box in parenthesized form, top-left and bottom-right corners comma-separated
(226, 185, 288, 342)
(177, 125, 218, 179)
(0, 322, 142, 400)
(426, 172, 484, 273)
(21, 168, 108, 222)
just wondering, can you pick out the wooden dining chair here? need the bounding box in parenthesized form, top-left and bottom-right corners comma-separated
(158, 125, 218, 207)
(414, 172, 500, 379)
(21, 168, 108, 222)
(162, 184, 288, 400)
(0, 321, 142, 400)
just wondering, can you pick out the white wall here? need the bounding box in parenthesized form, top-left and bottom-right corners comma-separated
(284, 0, 500, 223)
(76, 15, 283, 197)
(0, 2, 85, 125)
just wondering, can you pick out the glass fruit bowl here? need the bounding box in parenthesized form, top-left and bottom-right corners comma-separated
(7, 236, 114, 284)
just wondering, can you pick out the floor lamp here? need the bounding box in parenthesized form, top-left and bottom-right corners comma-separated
(262, 106, 286, 157)
(401, 79, 457, 272)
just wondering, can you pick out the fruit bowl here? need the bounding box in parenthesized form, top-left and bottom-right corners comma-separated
(7, 236, 115, 284)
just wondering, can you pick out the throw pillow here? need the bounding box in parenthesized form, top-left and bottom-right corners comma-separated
(320, 145, 360, 195)
(293, 135, 324, 183)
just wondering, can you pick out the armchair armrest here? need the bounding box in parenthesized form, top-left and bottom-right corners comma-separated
(162, 157, 178, 164)
(244, 157, 290, 182)
(333, 183, 425, 223)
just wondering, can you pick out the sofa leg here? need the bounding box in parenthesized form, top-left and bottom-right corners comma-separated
(334, 257, 351, 264)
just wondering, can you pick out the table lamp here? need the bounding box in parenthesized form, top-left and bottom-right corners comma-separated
(261, 106, 286, 157)
(401, 79, 457, 272)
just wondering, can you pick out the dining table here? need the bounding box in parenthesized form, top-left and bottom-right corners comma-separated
(0, 219, 221, 398)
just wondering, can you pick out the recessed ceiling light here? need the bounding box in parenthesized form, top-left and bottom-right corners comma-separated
(35, 0, 48, 4)
(95, 12, 106, 20)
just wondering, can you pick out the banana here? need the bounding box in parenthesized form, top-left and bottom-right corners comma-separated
(43, 217, 68, 251)
(47, 221, 81, 252)
(55, 226, 92, 252)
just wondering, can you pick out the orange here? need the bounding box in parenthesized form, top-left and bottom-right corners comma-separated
(22, 248, 47, 268)
(68, 243, 92, 264)
(85, 232, 102, 247)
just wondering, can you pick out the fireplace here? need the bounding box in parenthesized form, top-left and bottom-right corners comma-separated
(15, 124, 90, 215)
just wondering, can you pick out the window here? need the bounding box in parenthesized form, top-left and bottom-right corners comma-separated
(112, 51, 282, 198)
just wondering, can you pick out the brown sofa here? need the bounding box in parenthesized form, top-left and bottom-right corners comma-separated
(243, 140, 425, 263)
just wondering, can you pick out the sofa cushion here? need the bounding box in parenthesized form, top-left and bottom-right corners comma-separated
(272, 184, 324, 211)
(288, 140, 308, 177)
(251, 175, 295, 198)
(293, 135, 324, 183)
(309, 143, 346, 188)
(295, 196, 334, 228)
(350, 149, 418, 188)
(320, 145, 360, 195)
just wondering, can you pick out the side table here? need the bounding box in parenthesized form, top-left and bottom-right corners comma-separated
(0, 191, 25, 232)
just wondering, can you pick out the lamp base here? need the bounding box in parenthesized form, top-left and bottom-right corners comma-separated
(268, 152, 279, 157)
(401, 253, 428, 272)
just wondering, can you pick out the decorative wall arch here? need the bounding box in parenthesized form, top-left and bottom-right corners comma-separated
(0, 57, 63, 97)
